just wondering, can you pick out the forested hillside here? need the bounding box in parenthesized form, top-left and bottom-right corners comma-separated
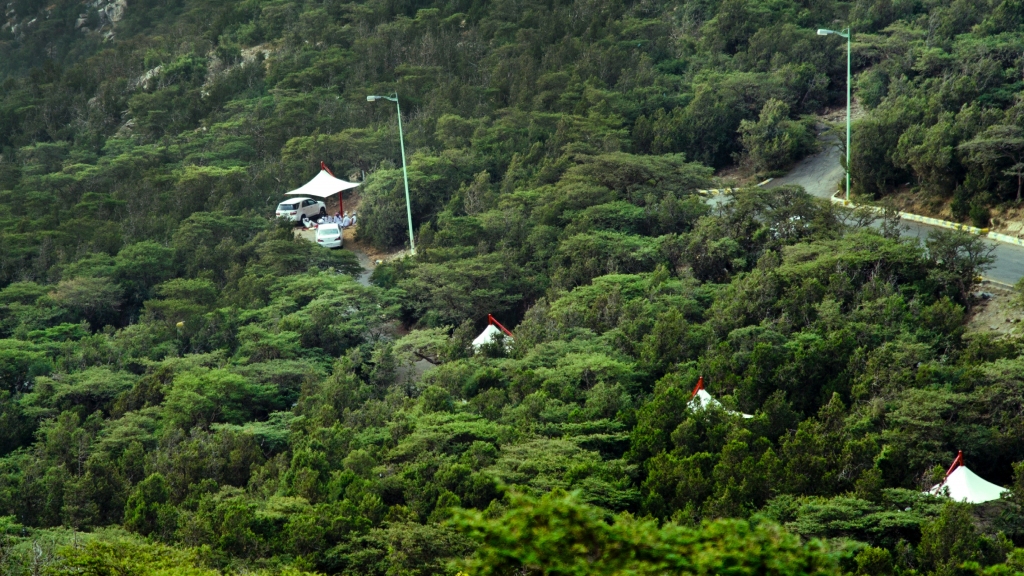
(4, 0, 1024, 574)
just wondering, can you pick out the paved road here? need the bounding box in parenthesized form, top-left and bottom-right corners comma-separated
(765, 141, 1024, 286)
(766, 138, 846, 198)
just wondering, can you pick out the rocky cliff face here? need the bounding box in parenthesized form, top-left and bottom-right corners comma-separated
(78, 0, 128, 39)
(2, 0, 127, 42)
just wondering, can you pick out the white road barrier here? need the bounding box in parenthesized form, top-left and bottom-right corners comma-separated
(827, 194, 1016, 240)
(987, 232, 1024, 248)
(697, 188, 736, 196)
(698, 178, 771, 195)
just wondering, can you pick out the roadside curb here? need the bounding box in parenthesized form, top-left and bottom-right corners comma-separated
(986, 232, 1024, 248)
(979, 278, 1015, 291)
(899, 212, 988, 235)
(697, 188, 735, 196)
(697, 179, 773, 196)
(827, 194, 1024, 248)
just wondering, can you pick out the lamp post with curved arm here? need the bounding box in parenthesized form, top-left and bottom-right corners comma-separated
(367, 93, 415, 255)
(817, 27, 851, 204)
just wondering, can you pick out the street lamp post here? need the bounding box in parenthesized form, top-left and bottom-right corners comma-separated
(817, 27, 851, 204)
(367, 93, 416, 255)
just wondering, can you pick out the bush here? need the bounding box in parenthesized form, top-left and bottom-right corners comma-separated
(455, 490, 839, 576)
(737, 99, 816, 174)
(48, 277, 123, 329)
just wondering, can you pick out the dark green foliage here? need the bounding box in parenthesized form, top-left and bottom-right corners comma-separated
(123, 472, 173, 537)
(846, 23, 1024, 214)
(738, 99, 817, 174)
(456, 490, 839, 576)
(2, 0, 1024, 575)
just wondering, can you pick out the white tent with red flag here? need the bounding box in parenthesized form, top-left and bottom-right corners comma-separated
(472, 315, 514, 351)
(284, 162, 361, 213)
(926, 451, 1007, 504)
(689, 377, 753, 418)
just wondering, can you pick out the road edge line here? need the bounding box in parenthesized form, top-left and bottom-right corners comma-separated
(828, 194, 1024, 248)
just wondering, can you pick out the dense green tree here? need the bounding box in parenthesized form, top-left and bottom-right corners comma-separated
(738, 99, 816, 174)
(960, 125, 1024, 203)
(123, 472, 174, 537)
(2, 0, 1024, 574)
(455, 490, 839, 575)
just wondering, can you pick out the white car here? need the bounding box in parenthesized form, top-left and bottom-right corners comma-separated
(316, 223, 343, 248)
(276, 197, 326, 222)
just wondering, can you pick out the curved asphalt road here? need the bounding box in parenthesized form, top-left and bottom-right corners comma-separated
(766, 142, 1024, 286)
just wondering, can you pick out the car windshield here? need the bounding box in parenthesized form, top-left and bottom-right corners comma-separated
(278, 203, 298, 210)
(317, 226, 339, 235)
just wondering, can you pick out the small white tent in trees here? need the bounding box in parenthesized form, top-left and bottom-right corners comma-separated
(284, 162, 361, 214)
(472, 325, 503, 349)
(926, 451, 1007, 504)
(690, 377, 753, 418)
(472, 314, 514, 351)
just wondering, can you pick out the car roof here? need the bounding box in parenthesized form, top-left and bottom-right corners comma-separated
(280, 197, 310, 203)
(317, 223, 340, 230)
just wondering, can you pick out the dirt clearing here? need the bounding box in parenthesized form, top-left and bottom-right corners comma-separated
(966, 282, 1022, 336)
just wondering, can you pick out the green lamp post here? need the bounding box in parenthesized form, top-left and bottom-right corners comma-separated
(817, 27, 851, 204)
(367, 93, 416, 255)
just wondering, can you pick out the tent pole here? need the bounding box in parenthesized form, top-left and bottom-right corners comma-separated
(690, 376, 705, 399)
(945, 450, 964, 478)
(487, 314, 514, 337)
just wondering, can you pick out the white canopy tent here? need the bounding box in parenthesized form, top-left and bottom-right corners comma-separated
(690, 377, 753, 418)
(926, 452, 1007, 504)
(284, 165, 360, 213)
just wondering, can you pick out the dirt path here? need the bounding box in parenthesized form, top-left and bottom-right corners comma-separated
(966, 283, 1022, 335)
(292, 190, 411, 286)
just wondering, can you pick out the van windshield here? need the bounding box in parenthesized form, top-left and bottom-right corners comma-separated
(278, 203, 298, 210)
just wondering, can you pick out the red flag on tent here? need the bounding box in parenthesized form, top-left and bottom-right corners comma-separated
(690, 376, 705, 399)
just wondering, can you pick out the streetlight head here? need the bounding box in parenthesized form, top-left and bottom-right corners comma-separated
(817, 29, 830, 35)
(366, 95, 379, 102)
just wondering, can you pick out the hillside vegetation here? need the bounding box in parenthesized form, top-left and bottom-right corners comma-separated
(3, 0, 1024, 574)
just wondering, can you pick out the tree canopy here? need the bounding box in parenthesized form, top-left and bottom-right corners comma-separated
(2, 0, 1024, 575)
